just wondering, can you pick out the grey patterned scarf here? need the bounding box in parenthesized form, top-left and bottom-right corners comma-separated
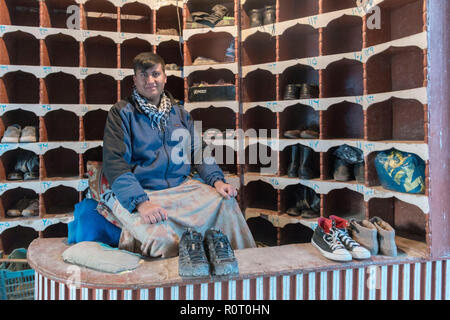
(132, 86, 172, 131)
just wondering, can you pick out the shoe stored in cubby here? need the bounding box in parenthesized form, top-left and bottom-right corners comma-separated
(241, 32, 275, 66)
(279, 0, 318, 22)
(43, 34, 79, 67)
(366, 47, 424, 95)
(279, 64, 319, 100)
(321, 60, 363, 98)
(243, 180, 277, 211)
(0, 31, 39, 66)
(41, 147, 79, 179)
(0, 226, 38, 254)
(280, 144, 319, 179)
(0, 149, 38, 182)
(156, 5, 182, 36)
(322, 189, 365, 221)
(1, 0, 39, 26)
(43, 72, 79, 104)
(279, 24, 319, 61)
(243, 106, 276, 138)
(322, 102, 363, 139)
(41, 0, 78, 29)
(366, 0, 425, 47)
(0, 71, 39, 103)
(279, 223, 314, 245)
(246, 216, 277, 247)
(366, 98, 425, 142)
(120, 2, 152, 34)
(42, 222, 68, 238)
(42, 185, 78, 216)
(84, 36, 117, 68)
(83, 110, 107, 141)
(82, 0, 117, 32)
(186, 0, 235, 29)
(84, 74, 117, 104)
(187, 69, 236, 102)
(281, 184, 320, 219)
(242, 70, 275, 102)
(1, 188, 38, 219)
(190, 107, 236, 133)
(43, 110, 79, 142)
(244, 143, 278, 176)
(156, 40, 182, 68)
(280, 104, 319, 139)
(1, 109, 38, 142)
(323, 145, 365, 182)
(241, 0, 275, 29)
(322, 15, 362, 56)
(120, 38, 153, 69)
(186, 32, 235, 66)
(322, 0, 357, 14)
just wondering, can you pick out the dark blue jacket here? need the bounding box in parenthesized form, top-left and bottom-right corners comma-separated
(102, 91, 225, 213)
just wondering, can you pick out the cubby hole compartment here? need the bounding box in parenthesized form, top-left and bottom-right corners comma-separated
(186, 0, 235, 25)
(42, 0, 78, 29)
(246, 217, 277, 247)
(244, 144, 278, 176)
(280, 184, 319, 215)
(43, 110, 78, 142)
(0, 31, 39, 65)
(242, 70, 275, 102)
(156, 5, 182, 35)
(42, 222, 68, 238)
(43, 72, 79, 104)
(191, 107, 236, 133)
(243, 106, 276, 138)
(279, 0, 318, 22)
(279, 223, 314, 245)
(366, 0, 424, 47)
(120, 2, 152, 34)
(84, 74, 117, 105)
(322, 60, 363, 98)
(322, 102, 363, 139)
(42, 147, 79, 179)
(83, 0, 117, 32)
(0, 226, 38, 254)
(322, 15, 362, 56)
(368, 197, 427, 256)
(243, 180, 277, 211)
(166, 76, 184, 102)
(211, 146, 238, 176)
(241, 32, 276, 66)
(0, 149, 38, 182)
(84, 36, 116, 69)
(187, 69, 236, 94)
(83, 110, 107, 141)
(322, 189, 365, 221)
(42, 185, 78, 216)
(366, 47, 424, 95)
(156, 40, 183, 68)
(120, 38, 152, 69)
(186, 32, 235, 66)
(279, 104, 319, 139)
(82, 145, 103, 176)
(2, 0, 39, 27)
(0, 109, 38, 139)
(322, 0, 356, 14)
(120, 75, 133, 100)
(322, 146, 365, 182)
(241, 0, 275, 30)
(279, 64, 319, 100)
(367, 98, 425, 142)
(280, 144, 320, 178)
(0, 188, 38, 219)
(43, 34, 79, 67)
(0, 71, 39, 104)
(279, 25, 319, 61)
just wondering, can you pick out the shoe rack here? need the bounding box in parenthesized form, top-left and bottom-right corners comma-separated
(0, 0, 183, 254)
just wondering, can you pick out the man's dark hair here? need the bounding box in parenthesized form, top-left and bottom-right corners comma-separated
(133, 52, 166, 74)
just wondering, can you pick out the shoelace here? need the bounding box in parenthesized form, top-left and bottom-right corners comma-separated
(212, 236, 232, 259)
(323, 229, 345, 252)
(337, 228, 359, 250)
(187, 240, 207, 263)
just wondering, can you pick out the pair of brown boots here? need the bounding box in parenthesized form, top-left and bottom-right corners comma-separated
(349, 216, 398, 257)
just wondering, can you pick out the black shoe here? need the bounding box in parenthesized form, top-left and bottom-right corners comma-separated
(287, 144, 300, 178)
(249, 8, 263, 27)
(204, 228, 239, 276)
(354, 162, 365, 183)
(298, 145, 318, 179)
(333, 157, 351, 181)
(178, 229, 210, 278)
(299, 187, 320, 219)
(263, 5, 275, 25)
(311, 218, 352, 262)
(284, 84, 300, 100)
(298, 84, 319, 99)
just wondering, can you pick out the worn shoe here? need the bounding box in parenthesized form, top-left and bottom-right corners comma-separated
(299, 129, 319, 139)
(298, 84, 319, 99)
(333, 158, 351, 181)
(298, 145, 318, 179)
(284, 84, 300, 100)
(7, 171, 23, 181)
(311, 218, 352, 262)
(354, 162, 365, 183)
(178, 228, 210, 278)
(1, 124, 21, 143)
(262, 5, 276, 25)
(21, 198, 39, 217)
(6, 198, 30, 217)
(299, 188, 320, 219)
(287, 144, 300, 177)
(249, 8, 263, 27)
(349, 218, 379, 255)
(19, 126, 37, 143)
(204, 228, 239, 276)
(330, 215, 371, 259)
(284, 129, 301, 139)
(201, 4, 228, 27)
(369, 216, 398, 257)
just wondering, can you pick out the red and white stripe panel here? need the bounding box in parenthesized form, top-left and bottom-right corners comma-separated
(35, 260, 449, 300)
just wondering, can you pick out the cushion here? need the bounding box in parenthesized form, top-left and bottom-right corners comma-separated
(62, 241, 143, 274)
(86, 161, 110, 201)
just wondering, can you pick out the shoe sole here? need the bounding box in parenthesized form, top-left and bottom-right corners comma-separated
(1, 137, 19, 143)
(311, 239, 352, 262)
(19, 136, 37, 143)
(350, 250, 371, 260)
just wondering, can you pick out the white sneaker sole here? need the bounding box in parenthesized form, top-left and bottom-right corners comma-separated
(1, 137, 19, 143)
(19, 136, 37, 143)
(311, 239, 352, 262)
(350, 248, 371, 260)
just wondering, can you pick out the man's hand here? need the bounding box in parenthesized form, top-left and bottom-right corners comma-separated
(214, 180, 238, 200)
(136, 200, 168, 224)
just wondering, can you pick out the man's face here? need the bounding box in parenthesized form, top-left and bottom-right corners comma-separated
(133, 63, 167, 104)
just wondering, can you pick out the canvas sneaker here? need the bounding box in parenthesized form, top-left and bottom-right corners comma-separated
(178, 228, 210, 278)
(330, 215, 371, 260)
(1, 124, 21, 143)
(22, 198, 39, 217)
(204, 228, 239, 276)
(311, 218, 352, 262)
(6, 198, 30, 217)
(19, 126, 37, 143)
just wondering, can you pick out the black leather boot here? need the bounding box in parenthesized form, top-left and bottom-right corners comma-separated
(249, 8, 263, 27)
(284, 84, 300, 100)
(263, 5, 276, 25)
(298, 145, 318, 179)
(333, 157, 351, 181)
(298, 83, 319, 99)
(300, 188, 320, 219)
(287, 144, 300, 178)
